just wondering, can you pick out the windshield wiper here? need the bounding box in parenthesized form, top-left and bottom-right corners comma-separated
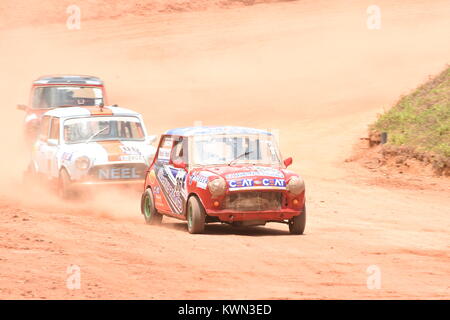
(74, 97, 103, 102)
(85, 126, 109, 144)
(228, 150, 253, 166)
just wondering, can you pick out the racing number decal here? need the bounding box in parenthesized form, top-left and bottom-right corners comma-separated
(175, 170, 185, 192)
(154, 136, 188, 215)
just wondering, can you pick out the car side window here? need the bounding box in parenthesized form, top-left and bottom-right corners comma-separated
(171, 137, 188, 164)
(157, 136, 173, 162)
(39, 116, 51, 141)
(49, 117, 60, 142)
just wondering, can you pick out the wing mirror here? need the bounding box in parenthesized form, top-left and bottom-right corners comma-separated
(173, 160, 187, 170)
(283, 157, 293, 168)
(17, 104, 27, 111)
(146, 135, 157, 144)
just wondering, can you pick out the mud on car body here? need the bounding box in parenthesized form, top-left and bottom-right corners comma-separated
(28, 105, 156, 198)
(17, 75, 108, 146)
(141, 126, 306, 234)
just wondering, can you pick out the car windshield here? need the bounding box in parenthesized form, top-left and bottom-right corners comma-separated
(192, 134, 282, 166)
(33, 86, 103, 109)
(64, 116, 145, 144)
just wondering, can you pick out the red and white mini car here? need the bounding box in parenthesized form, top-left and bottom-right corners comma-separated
(29, 105, 156, 198)
(141, 126, 306, 234)
(17, 75, 108, 146)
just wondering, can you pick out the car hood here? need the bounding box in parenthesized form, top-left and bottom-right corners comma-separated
(192, 165, 288, 191)
(62, 140, 154, 165)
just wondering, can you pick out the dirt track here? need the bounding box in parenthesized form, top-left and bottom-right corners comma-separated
(0, 0, 449, 299)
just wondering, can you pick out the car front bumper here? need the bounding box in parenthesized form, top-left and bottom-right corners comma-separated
(70, 179, 144, 191)
(206, 208, 302, 222)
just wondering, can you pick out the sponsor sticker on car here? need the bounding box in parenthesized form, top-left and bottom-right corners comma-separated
(228, 178, 286, 190)
(225, 167, 284, 179)
(98, 167, 141, 180)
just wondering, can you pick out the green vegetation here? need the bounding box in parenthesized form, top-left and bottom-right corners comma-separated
(374, 66, 450, 158)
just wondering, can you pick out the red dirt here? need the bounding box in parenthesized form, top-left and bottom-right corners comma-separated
(347, 140, 450, 192)
(0, 0, 449, 299)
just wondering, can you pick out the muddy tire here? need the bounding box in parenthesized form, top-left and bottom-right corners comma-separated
(58, 169, 73, 200)
(289, 205, 306, 235)
(141, 188, 163, 225)
(187, 196, 205, 234)
(23, 162, 38, 187)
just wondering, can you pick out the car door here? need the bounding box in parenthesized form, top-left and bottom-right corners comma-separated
(169, 137, 188, 194)
(46, 117, 60, 179)
(34, 115, 51, 174)
(154, 136, 188, 215)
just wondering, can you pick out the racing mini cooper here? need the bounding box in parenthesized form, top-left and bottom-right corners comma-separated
(141, 126, 306, 234)
(28, 105, 156, 198)
(17, 75, 108, 146)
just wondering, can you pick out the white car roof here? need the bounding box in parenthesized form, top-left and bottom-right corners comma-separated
(33, 75, 103, 86)
(44, 106, 142, 119)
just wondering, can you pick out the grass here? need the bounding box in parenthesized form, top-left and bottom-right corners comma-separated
(373, 66, 450, 158)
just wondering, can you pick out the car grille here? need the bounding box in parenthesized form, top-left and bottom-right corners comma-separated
(88, 163, 147, 181)
(224, 191, 282, 211)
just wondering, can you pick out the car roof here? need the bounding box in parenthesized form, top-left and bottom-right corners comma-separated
(33, 75, 103, 86)
(43, 106, 141, 118)
(165, 126, 273, 137)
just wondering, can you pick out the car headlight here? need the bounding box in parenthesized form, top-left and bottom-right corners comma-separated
(75, 156, 91, 170)
(286, 176, 305, 195)
(207, 177, 226, 197)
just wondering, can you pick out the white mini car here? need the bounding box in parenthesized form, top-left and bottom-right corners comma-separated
(29, 105, 156, 197)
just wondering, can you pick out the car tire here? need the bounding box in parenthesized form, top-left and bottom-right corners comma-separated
(289, 205, 306, 235)
(141, 188, 163, 225)
(58, 169, 73, 199)
(23, 162, 38, 186)
(187, 196, 205, 234)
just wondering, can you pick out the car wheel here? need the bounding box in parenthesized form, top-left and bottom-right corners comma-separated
(289, 205, 306, 235)
(23, 162, 38, 186)
(187, 196, 205, 234)
(141, 188, 163, 225)
(58, 169, 73, 199)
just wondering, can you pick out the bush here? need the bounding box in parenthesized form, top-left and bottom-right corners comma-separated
(373, 66, 450, 158)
